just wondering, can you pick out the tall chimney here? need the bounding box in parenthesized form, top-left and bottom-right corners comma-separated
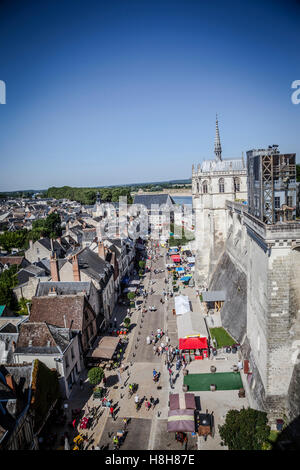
(72, 255, 81, 281)
(50, 254, 59, 282)
(5, 374, 15, 393)
(98, 241, 106, 259)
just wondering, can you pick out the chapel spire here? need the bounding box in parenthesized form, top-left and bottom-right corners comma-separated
(214, 114, 222, 161)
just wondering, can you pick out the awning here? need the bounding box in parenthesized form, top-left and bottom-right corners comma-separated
(169, 393, 196, 410)
(87, 336, 120, 360)
(179, 337, 208, 350)
(167, 409, 195, 433)
(174, 295, 190, 315)
(175, 267, 184, 272)
(128, 279, 140, 287)
(171, 255, 181, 262)
(202, 290, 226, 302)
(123, 286, 137, 293)
(180, 276, 192, 282)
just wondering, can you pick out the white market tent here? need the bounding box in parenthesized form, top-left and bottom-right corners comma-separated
(176, 311, 208, 338)
(187, 257, 195, 263)
(174, 295, 191, 316)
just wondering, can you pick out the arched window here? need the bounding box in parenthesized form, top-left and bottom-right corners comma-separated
(234, 177, 240, 192)
(219, 178, 225, 193)
(196, 181, 199, 193)
(202, 180, 208, 194)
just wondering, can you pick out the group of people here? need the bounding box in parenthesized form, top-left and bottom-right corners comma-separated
(133, 393, 158, 411)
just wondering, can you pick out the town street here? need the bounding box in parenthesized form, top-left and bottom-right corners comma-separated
(47, 241, 250, 451)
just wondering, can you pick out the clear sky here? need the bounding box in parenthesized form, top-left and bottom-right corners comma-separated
(0, 0, 299, 191)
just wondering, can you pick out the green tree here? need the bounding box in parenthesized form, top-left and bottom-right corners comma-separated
(127, 292, 135, 301)
(123, 317, 131, 328)
(219, 407, 270, 450)
(0, 265, 19, 310)
(88, 367, 104, 385)
(0, 230, 28, 252)
(17, 298, 31, 315)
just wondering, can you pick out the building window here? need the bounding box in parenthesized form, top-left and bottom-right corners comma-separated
(202, 180, 208, 194)
(274, 197, 280, 209)
(287, 196, 293, 207)
(219, 178, 225, 193)
(234, 177, 240, 192)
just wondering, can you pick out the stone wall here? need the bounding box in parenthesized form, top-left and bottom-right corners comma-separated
(209, 251, 247, 343)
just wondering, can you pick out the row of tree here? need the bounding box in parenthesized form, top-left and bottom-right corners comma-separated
(43, 186, 133, 205)
(0, 213, 62, 252)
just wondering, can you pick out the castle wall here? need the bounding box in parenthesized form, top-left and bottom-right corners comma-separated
(206, 200, 300, 425)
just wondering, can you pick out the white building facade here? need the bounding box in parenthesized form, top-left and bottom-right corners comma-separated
(192, 117, 247, 285)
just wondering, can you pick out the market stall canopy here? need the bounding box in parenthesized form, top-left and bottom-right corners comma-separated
(176, 311, 207, 338)
(169, 247, 179, 252)
(175, 267, 185, 272)
(179, 336, 208, 350)
(128, 279, 140, 286)
(167, 409, 195, 433)
(166, 263, 176, 268)
(174, 295, 191, 315)
(187, 257, 195, 263)
(180, 276, 192, 282)
(169, 393, 196, 410)
(87, 336, 120, 360)
(202, 290, 226, 302)
(171, 255, 181, 262)
(123, 286, 138, 293)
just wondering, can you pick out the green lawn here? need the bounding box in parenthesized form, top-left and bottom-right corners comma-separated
(209, 327, 236, 348)
(184, 372, 243, 391)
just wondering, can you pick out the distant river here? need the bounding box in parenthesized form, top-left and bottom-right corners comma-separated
(172, 196, 193, 205)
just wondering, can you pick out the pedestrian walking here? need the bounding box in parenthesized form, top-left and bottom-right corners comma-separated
(79, 378, 83, 390)
(114, 317, 117, 328)
(110, 406, 115, 420)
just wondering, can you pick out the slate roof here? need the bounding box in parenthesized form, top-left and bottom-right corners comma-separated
(133, 194, 175, 209)
(76, 248, 114, 286)
(16, 265, 46, 286)
(0, 363, 32, 444)
(36, 281, 92, 297)
(200, 158, 246, 173)
(38, 238, 65, 253)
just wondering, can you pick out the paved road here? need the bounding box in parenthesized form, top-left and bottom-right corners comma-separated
(127, 255, 168, 364)
(98, 417, 152, 450)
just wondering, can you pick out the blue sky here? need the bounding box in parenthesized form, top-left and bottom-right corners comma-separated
(0, 0, 299, 191)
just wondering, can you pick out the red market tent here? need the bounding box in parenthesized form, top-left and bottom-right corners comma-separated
(179, 337, 208, 350)
(171, 255, 181, 263)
